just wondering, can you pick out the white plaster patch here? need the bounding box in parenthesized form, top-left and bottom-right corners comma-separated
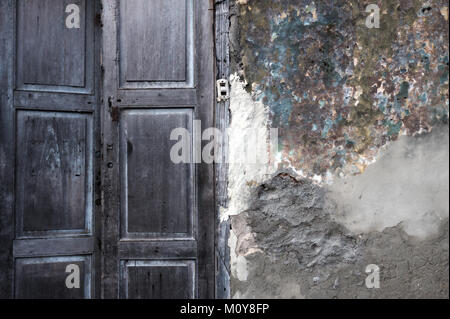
(222, 74, 277, 222)
(224, 74, 277, 288)
(229, 230, 249, 282)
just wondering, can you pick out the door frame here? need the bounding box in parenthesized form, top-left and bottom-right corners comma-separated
(0, 0, 15, 299)
(214, 0, 231, 299)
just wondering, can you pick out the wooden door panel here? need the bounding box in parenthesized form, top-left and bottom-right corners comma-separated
(15, 256, 91, 299)
(120, 109, 194, 239)
(16, 0, 94, 93)
(120, 0, 189, 83)
(16, 111, 93, 237)
(118, 0, 194, 88)
(120, 260, 195, 299)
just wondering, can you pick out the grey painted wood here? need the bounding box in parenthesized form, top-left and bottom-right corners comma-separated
(214, 0, 230, 208)
(214, 0, 231, 299)
(0, 0, 102, 298)
(102, 0, 215, 299)
(17, 0, 85, 87)
(101, 0, 121, 298)
(15, 111, 93, 237)
(120, 0, 187, 82)
(14, 237, 96, 257)
(15, 91, 96, 112)
(92, 0, 103, 299)
(1, 0, 215, 299)
(16, 0, 94, 94)
(195, 0, 216, 299)
(119, 240, 197, 260)
(115, 89, 197, 107)
(15, 256, 91, 299)
(120, 109, 193, 238)
(0, 0, 15, 299)
(120, 260, 194, 299)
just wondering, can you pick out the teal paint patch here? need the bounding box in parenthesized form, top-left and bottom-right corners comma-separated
(236, 0, 449, 177)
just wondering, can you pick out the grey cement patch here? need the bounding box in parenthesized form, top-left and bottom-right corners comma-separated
(230, 126, 449, 298)
(327, 125, 449, 239)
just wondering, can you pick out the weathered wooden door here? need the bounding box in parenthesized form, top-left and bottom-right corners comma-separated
(0, 0, 102, 298)
(101, 0, 215, 299)
(0, 0, 215, 299)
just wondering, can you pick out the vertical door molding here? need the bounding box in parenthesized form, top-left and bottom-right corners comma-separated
(0, 0, 15, 298)
(214, 0, 231, 299)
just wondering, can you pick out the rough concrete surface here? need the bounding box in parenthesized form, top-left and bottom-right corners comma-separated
(231, 161, 449, 298)
(226, 0, 449, 299)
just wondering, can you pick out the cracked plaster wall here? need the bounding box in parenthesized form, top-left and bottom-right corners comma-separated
(223, 0, 449, 298)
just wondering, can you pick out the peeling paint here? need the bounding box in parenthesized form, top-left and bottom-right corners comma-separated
(233, 0, 449, 179)
(226, 0, 449, 299)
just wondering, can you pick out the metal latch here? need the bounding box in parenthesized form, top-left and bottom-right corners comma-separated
(216, 79, 230, 102)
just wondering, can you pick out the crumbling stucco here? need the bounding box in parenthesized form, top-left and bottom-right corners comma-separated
(223, 74, 277, 223)
(229, 129, 449, 298)
(231, 173, 448, 298)
(224, 0, 449, 299)
(232, 0, 449, 179)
